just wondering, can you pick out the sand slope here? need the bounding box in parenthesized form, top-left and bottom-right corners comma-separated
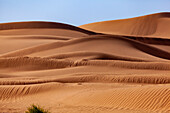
(0, 13, 170, 113)
(80, 12, 170, 38)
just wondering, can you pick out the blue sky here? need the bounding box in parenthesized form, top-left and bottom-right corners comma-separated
(0, 0, 170, 26)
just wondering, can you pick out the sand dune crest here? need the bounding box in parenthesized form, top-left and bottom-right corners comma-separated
(0, 13, 170, 113)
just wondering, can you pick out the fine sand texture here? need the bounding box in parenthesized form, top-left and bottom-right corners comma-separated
(0, 13, 170, 113)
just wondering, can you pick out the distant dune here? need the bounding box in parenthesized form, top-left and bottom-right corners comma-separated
(0, 21, 97, 35)
(0, 12, 170, 113)
(80, 12, 170, 38)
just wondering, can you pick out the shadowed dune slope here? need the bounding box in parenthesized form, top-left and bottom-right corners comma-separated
(0, 21, 99, 39)
(80, 12, 170, 38)
(0, 21, 97, 35)
(0, 13, 170, 113)
(1, 35, 170, 61)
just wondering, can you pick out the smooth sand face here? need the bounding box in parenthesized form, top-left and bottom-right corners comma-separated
(0, 13, 170, 113)
(80, 12, 170, 38)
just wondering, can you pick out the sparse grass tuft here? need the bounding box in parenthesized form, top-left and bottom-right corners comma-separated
(25, 104, 50, 113)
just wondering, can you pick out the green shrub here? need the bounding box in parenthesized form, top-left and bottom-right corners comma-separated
(25, 104, 50, 113)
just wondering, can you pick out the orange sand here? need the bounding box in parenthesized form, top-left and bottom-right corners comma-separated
(0, 13, 170, 113)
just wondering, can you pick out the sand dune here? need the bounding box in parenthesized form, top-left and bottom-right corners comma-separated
(1, 56, 170, 72)
(80, 12, 170, 38)
(64, 84, 170, 112)
(2, 35, 170, 61)
(0, 21, 97, 35)
(0, 12, 170, 113)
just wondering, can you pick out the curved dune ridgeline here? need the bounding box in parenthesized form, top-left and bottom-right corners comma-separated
(0, 13, 170, 113)
(80, 12, 170, 37)
(0, 21, 97, 35)
(1, 56, 170, 71)
(1, 35, 170, 60)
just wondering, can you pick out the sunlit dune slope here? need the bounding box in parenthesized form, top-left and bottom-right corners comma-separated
(0, 13, 170, 113)
(80, 12, 170, 38)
